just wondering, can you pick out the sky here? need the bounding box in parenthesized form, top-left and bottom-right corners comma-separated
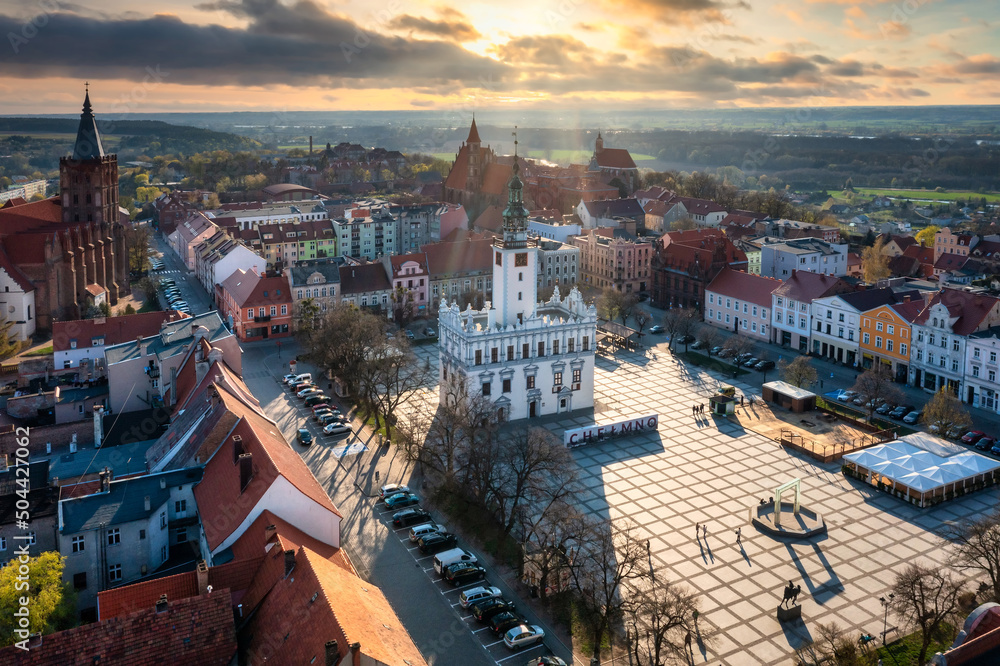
(0, 0, 997, 114)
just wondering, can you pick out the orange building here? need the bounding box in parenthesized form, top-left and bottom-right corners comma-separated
(859, 298, 923, 382)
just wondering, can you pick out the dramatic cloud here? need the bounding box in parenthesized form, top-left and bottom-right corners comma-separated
(387, 14, 481, 42)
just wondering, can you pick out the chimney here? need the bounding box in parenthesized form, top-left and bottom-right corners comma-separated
(144, 495, 151, 511)
(325, 640, 339, 666)
(264, 524, 277, 543)
(27, 633, 42, 649)
(350, 642, 361, 666)
(284, 549, 295, 576)
(155, 594, 168, 613)
(159, 477, 166, 489)
(196, 560, 209, 595)
(233, 435, 244, 463)
(239, 452, 253, 491)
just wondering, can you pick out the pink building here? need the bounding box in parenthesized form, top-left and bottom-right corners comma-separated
(383, 252, 429, 316)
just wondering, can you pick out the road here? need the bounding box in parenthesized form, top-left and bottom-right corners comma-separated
(148, 233, 214, 316)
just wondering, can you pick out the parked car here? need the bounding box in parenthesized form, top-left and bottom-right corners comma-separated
(649, 325, 664, 334)
(676, 335, 695, 345)
(709, 346, 724, 356)
(528, 658, 568, 666)
(902, 410, 922, 424)
(444, 561, 486, 586)
(418, 532, 459, 554)
(304, 395, 332, 407)
(380, 484, 410, 502)
(296, 428, 313, 446)
(504, 624, 545, 651)
(323, 422, 352, 436)
(311, 403, 332, 415)
(471, 597, 515, 623)
(312, 409, 334, 422)
(320, 413, 347, 426)
(990, 443, 1000, 457)
(425, 327, 437, 337)
(384, 492, 420, 509)
(459, 585, 502, 609)
(408, 522, 444, 542)
(297, 387, 322, 399)
(405, 329, 415, 340)
(976, 437, 995, 451)
(875, 402, 895, 415)
(962, 430, 987, 444)
(691, 340, 705, 350)
(743, 357, 759, 368)
(890, 405, 912, 419)
(289, 381, 314, 392)
(947, 426, 967, 440)
(282, 374, 298, 384)
(392, 508, 432, 528)
(734, 353, 753, 364)
(852, 396, 867, 406)
(490, 612, 527, 636)
(755, 360, 775, 371)
(717, 348, 734, 358)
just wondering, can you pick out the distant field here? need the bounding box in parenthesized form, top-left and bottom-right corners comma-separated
(827, 187, 1000, 203)
(0, 130, 121, 144)
(527, 149, 656, 164)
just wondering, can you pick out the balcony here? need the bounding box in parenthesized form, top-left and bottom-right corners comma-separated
(254, 315, 271, 323)
(145, 365, 160, 379)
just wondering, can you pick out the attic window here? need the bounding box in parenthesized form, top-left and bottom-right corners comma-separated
(263, 291, 268, 297)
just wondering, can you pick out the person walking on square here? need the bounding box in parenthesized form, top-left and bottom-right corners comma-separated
(736, 527, 742, 545)
(702, 523, 708, 539)
(684, 629, 692, 655)
(695, 522, 700, 539)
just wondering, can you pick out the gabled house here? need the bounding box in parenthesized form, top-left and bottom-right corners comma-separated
(168, 211, 218, 270)
(770, 271, 853, 352)
(575, 198, 645, 230)
(339, 262, 393, 314)
(810, 287, 919, 369)
(286, 258, 344, 326)
(383, 252, 430, 317)
(216, 269, 292, 342)
(652, 229, 747, 311)
(703, 268, 781, 342)
(860, 297, 925, 382)
(53, 310, 182, 376)
(422, 237, 495, 309)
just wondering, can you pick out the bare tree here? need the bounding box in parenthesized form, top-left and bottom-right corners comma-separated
(696, 325, 723, 355)
(597, 288, 638, 326)
(662, 307, 696, 351)
(633, 308, 651, 337)
(520, 500, 588, 603)
(851, 364, 903, 423)
(624, 579, 701, 666)
(780, 355, 818, 389)
(722, 335, 756, 375)
(570, 518, 652, 662)
(921, 388, 972, 436)
(306, 305, 385, 398)
(948, 509, 1000, 603)
(488, 427, 578, 554)
(889, 562, 965, 666)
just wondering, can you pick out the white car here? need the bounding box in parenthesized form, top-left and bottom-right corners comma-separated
(379, 483, 409, 500)
(323, 422, 351, 436)
(297, 387, 321, 399)
(282, 374, 298, 384)
(503, 624, 545, 650)
(459, 585, 502, 609)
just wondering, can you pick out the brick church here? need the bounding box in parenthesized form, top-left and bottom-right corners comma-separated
(0, 89, 129, 337)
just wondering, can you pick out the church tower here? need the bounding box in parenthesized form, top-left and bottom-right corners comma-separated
(60, 86, 119, 225)
(466, 116, 482, 186)
(492, 132, 537, 327)
(595, 130, 604, 155)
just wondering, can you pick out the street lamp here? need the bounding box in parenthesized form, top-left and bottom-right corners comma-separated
(879, 593, 895, 645)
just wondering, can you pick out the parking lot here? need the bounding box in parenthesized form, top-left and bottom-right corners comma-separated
(372, 500, 559, 665)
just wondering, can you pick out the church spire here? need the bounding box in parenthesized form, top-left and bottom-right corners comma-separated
(72, 83, 105, 161)
(501, 127, 527, 249)
(467, 115, 481, 144)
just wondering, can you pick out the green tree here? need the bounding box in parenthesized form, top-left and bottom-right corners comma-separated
(861, 237, 891, 283)
(780, 356, 817, 389)
(921, 388, 972, 437)
(0, 552, 77, 645)
(294, 297, 321, 336)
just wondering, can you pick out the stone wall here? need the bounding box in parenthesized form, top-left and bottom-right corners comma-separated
(5, 391, 55, 419)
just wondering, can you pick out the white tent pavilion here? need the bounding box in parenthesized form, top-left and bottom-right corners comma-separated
(843, 434, 1000, 507)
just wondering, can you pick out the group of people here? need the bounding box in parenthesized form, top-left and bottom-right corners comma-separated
(692, 403, 708, 415)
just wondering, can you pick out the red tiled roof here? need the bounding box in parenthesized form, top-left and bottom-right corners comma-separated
(244, 547, 427, 666)
(194, 403, 341, 551)
(661, 227, 728, 249)
(674, 195, 726, 215)
(914, 289, 1000, 335)
(595, 147, 637, 170)
(890, 298, 926, 323)
(1, 590, 237, 665)
(934, 252, 968, 271)
(481, 162, 513, 196)
(474, 205, 503, 232)
(902, 244, 934, 264)
(389, 252, 428, 275)
(230, 510, 355, 577)
(706, 267, 782, 308)
(0, 196, 62, 234)
(97, 557, 261, 620)
(771, 270, 852, 302)
(339, 262, 391, 295)
(219, 270, 290, 308)
(52, 311, 180, 352)
(0, 246, 35, 292)
(422, 238, 495, 278)
(443, 146, 471, 192)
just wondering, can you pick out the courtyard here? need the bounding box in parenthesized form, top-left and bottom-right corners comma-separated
(405, 339, 991, 664)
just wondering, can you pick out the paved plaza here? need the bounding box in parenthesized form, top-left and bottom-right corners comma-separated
(407, 340, 996, 664)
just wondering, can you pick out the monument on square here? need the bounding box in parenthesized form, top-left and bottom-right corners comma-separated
(749, 477, 827, 539)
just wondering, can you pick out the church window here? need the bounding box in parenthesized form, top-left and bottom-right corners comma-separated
(519, 272, 523, 281)
(475, 350, 482, 366)
(482, 382, 491, 396)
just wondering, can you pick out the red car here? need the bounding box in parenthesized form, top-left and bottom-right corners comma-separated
(962, 430, 986, 444)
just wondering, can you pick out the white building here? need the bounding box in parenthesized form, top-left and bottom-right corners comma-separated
(771, 271, 852, 353)
(206, 202, 329, 231)
(810, 288, 910, 368)
(194, 232, 267, 296)
(704, 268, 779, 343)
(439, 156, 596, 422)
(909, 289, 1000, 395)
(0, 261, 35, 341)
(966, 327, 1000, 413)
(528, 218, 582, 243)
(537, 239, 580, 290)
(760, 237, 849, 279)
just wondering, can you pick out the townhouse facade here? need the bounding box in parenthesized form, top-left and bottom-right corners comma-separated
(966, 328, 1000, 413)
(194, 231, 266, 296)
(703, 268, 779, 343)
(537, 239, 580, 290)
(333, 206, 398, 260)
(770, 271, 852, 352)
(216, 270, 293, 342)
(810, 289, 914, 369)
(339, 263, 393, 314)
(383, 252, 430, 318)
(909, 290, 1000, 395)
(858, 299, 923, 382)
(934, 227, 976, 262)
(571, 228, 653, 294)
(760, 237, 849, 279)
(652, 229, 747, 311)
(423, 237, 495, 310)
(257, 220, 336, 268)
(286, 259, 343, 325)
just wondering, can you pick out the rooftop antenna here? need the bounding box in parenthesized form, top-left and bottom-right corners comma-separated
(512, 126, 518, 157)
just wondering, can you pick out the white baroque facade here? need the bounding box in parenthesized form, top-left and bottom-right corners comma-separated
(439, 154, 596, 422)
